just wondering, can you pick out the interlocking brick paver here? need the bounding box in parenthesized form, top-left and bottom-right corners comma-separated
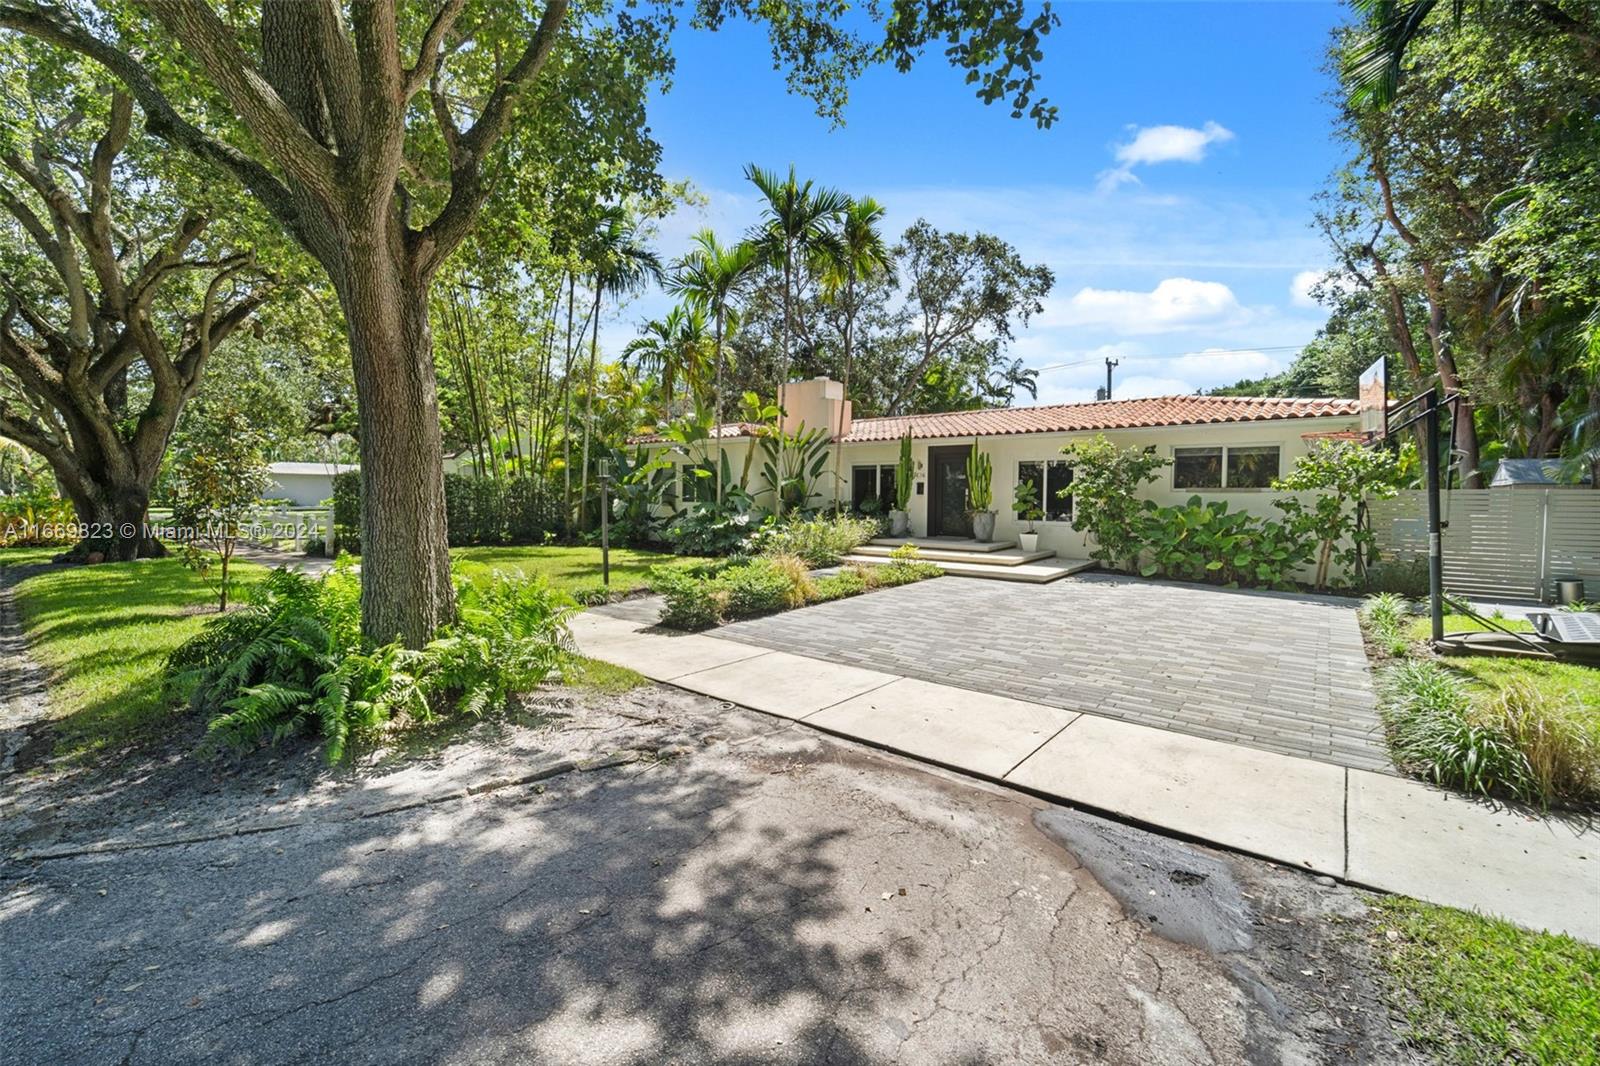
(715, 572, 1392, 772)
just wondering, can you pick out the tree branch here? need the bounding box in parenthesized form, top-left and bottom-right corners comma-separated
(142, 0, 341, 204)
(406, 0, 468, 98)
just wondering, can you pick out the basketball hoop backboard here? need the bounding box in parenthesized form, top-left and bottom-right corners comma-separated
(1359, 356, 1387, 439)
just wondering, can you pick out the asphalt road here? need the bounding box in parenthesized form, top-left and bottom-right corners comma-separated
(2, 682, 1420, 1065)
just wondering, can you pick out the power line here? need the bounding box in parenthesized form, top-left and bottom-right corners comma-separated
(1032, 344, 1307, 377)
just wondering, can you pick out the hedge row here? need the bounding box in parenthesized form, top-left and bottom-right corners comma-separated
(331, 470, 562, 553)
(654, 553, 942, 630)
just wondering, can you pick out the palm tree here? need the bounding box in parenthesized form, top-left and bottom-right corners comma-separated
(670, 230, 760, 502)
(579, 207, 663, 531)
(624, 305, 714, 413)
(743, 164, 849, 410)
(818, 197, 892, 510)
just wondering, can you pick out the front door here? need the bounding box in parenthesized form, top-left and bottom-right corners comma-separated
(927, 445, 972, 537)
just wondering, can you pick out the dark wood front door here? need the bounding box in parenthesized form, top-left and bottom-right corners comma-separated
(927, 445, 972, 537)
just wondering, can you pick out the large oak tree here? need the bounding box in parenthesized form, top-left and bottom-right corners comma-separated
(0, 46, 274, 559)
(0, 0, 1059, 645)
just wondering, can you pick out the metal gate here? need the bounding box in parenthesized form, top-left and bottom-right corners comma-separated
(1368, 489, 1600, 602)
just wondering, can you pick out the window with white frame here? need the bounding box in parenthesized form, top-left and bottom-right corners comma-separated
(1172, 444, 1280, 489)
(1018, 460, 1073, 521)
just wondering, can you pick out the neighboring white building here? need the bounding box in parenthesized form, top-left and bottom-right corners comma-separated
(637, 376, 1365, 562)
(265, 461, 357, 507)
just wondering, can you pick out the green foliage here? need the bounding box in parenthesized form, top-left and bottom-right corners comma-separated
(1012, 479, 1042, 530)
(665, 489, 762, 556)
(331, 471, 562, 552)
(1135, 497, 1310, 590)
(1374, 895, 1600, 1066)
(894, 431, 915, 511)
(754, 513, 878, 567)
(169, 401, 273, 610)
(331, 471, 362, 554)
(1057, 435, 1171, 571)
(1378, 660, 1529, 800)
(1360, 592, 1414, 656)
(603, 446, 676, 546)
(759, 423, 834, 512)
(1273, 440, 1401, 589)
(887, 542, 922, 564)
(0, 491, 76, 547)
(654, 549, 939, 629)
(1365, 557, 1430, 598)
(166, 562, 574, 762)
(964, 448, 993, 512)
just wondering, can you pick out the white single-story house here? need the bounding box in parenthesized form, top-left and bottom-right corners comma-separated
(637, 376, 1364, 565)
(265, 461, 357, 507)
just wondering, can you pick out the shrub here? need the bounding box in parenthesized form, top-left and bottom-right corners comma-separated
(766, 553, 817, 607)
(1135, 496, 1310, 590)
(1378, 660, 1531, 800)
(1056, 435, 1169, 571)
(331, 471, 362, 554)
(1272, 440, 1401, 590)
(754, 514, 877, 567)
(1366, 558, 1430, 598)
(719, 559, 795, 617)
(167, 561, 573, 761)
(665, 498, 761, 556)
(653, 567, 727, 630)
(0, 492, 77, 547)
(874, 560, 943, 587)
(1481, 680, 1599, 807)
(813, 569, 869, 602)
(1361, 592, 1414, 656)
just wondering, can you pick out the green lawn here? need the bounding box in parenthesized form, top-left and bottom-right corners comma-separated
(2, 545, 652, 762)
(451, 545, 709, 597)
(1408, 610, 1600, 721)
(2, 550, 270, 761)
(1374, 896, 1600, 1066)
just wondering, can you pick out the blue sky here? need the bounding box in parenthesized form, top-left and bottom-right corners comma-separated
(613, 0, 1353, 405)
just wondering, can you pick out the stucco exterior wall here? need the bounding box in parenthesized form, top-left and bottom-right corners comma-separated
(265, 472, 337, 508)
(648, 413, 1360, 576)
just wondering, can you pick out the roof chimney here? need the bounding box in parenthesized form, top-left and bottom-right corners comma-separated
(778, 376, 851, 441)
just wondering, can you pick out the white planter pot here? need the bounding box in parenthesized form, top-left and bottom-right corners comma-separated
(888, 509, 911, 537)
(1017, 531, 1039, 552)
(971, 510, 997, 542)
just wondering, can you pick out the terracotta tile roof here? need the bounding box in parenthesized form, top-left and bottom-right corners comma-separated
(630, 395, 1360, 445)
(839, 395, 1361, 442)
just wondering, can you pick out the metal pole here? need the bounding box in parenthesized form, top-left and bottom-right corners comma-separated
(599, 462, 611, 587)
(1104, 358, 1119, 401)
(1423, 390, 1443, 642)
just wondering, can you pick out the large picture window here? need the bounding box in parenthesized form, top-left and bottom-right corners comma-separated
(1018, 460, 1074, 522)
(1173, 444, 1280, 489)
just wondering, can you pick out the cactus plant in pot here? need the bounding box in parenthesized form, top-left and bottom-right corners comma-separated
(966, 448, 996, 541)
(1013, 480, 1043, 551)
(888, 430, 915, 536)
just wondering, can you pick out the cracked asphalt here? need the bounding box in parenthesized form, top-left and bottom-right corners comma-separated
(1, 678, 1423, 1065)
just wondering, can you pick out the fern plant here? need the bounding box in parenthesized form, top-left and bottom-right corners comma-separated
(166, 561, 573, 762)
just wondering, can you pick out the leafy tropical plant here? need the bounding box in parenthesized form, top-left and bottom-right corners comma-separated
(603, 445, 676, 546)
(1012, 479, 1042, 532)
(759, 423, 834, 512)
(965, 448, 993, 512)
(0, 492, 76, 547)
(665, 488, 762, 556)
(167, 562, 574, 762)
(1057, 435, 1170, 571)
(1274, 440, 1402, 590)
(1135, 496, 1311, 591)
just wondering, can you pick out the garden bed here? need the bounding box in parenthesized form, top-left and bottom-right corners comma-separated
(652, 549, 941, 630)
(1357, 594, 1600, 810)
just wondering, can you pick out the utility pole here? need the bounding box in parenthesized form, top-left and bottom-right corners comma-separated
(1422, 390, 1443, 642)
(1104, 358, 1119, 401)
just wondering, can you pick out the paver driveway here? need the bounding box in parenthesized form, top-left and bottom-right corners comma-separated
(716, 572, 1390, 771)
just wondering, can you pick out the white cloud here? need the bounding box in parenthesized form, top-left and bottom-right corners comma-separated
(1097, 121, 1235, 192)
(1290, 269, 1323, 308)
(1166, 347, 1280, 380)
(1052, 278, 1249, 334)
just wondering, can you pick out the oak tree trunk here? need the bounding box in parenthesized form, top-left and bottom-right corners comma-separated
(337, 242, 456, 648)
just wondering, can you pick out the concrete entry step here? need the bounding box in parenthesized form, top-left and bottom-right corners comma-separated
(843, 553, 1097, 584)
(868, 536, 1015, 553)
(854, 544, 1056, 566)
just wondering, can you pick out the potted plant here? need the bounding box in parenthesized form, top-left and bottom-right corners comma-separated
(1013, 480, 1042, 552)
(888, 430, 915, 536)
(966, 448, 996, 541)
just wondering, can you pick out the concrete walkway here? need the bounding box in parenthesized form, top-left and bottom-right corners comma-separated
(572, 609, 1600, 944)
